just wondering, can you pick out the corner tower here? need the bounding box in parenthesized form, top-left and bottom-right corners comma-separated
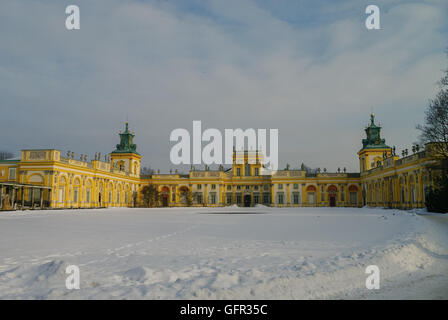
(358, 114, 392, 173)
(110, 122, 141, 177)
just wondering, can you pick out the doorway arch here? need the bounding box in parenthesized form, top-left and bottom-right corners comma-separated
(327, 185, 338, 207)
(244, 194, 251, 207)
(160, 186, 169, 207)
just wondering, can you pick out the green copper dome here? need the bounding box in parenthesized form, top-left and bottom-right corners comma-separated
(361, 114, 389, 150)
(112, 122, 139, 154)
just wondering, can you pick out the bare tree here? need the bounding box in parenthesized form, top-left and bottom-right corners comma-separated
(417, 53, 448, 212)
(417, 52, 448, 162)
(0, 151, 14, 160)
(440, 48, 448, 87)
(417, 89, 448, 160)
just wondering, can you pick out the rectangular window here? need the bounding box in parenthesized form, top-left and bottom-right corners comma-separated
(211, 184, 216, 190)
(263, 193, 270, 204)
(210, 192, 216, 204)
(264, 185, 269, 191)
(33, 189, 41, 202)
(236, 194, 242, 204)
(278, 184, 283, 190)
(253, 194, 259, 204)
(294, 183, 298, 189)
(293, 193, 299, 204)
(254, 185, 259, 190)
(196, 194, 203, 204)
(278, 193, 284, 204)
(237, 168, 241, 176)
(197, 184, 202, 190)
(8, 168, 16, 180)
(255, 168, 259, 176)
(227, 185, 231, 191)
(236, 185, 241, 190)
(226, 194, 232, 204)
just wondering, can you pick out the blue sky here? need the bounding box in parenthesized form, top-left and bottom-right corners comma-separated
(1, 0, 447, 172)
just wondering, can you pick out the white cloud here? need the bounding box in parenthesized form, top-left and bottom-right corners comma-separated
(0, 0, 447, 172)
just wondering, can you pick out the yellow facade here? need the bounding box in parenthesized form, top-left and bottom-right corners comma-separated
(0, 116, 441, 210)
(0, 148, 140, 210)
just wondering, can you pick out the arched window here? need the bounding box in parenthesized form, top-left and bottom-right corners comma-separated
(306, 185, 316, 204)
(85, 180, 92, 204)
(389, 180, 394, 202)
(399, 177, 405, 204)
(376, 183, 380, 203)
(58, 176, 66, 204)
(348, 185, 358, 205)
(410, 175, 416, 205)
(73, 178, 80, 205)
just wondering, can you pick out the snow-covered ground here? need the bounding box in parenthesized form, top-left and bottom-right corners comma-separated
(0, 206, 447, 299)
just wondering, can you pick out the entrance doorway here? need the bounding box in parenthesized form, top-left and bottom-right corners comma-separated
(329, 196, 336, 207)
(244, 195, 251, 207)
(160, 186, 170, 207)
(162, 196, 168, 207)
(327, 185, 338, 207)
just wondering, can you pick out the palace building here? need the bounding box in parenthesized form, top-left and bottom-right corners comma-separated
(0, 115, 441, 210)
